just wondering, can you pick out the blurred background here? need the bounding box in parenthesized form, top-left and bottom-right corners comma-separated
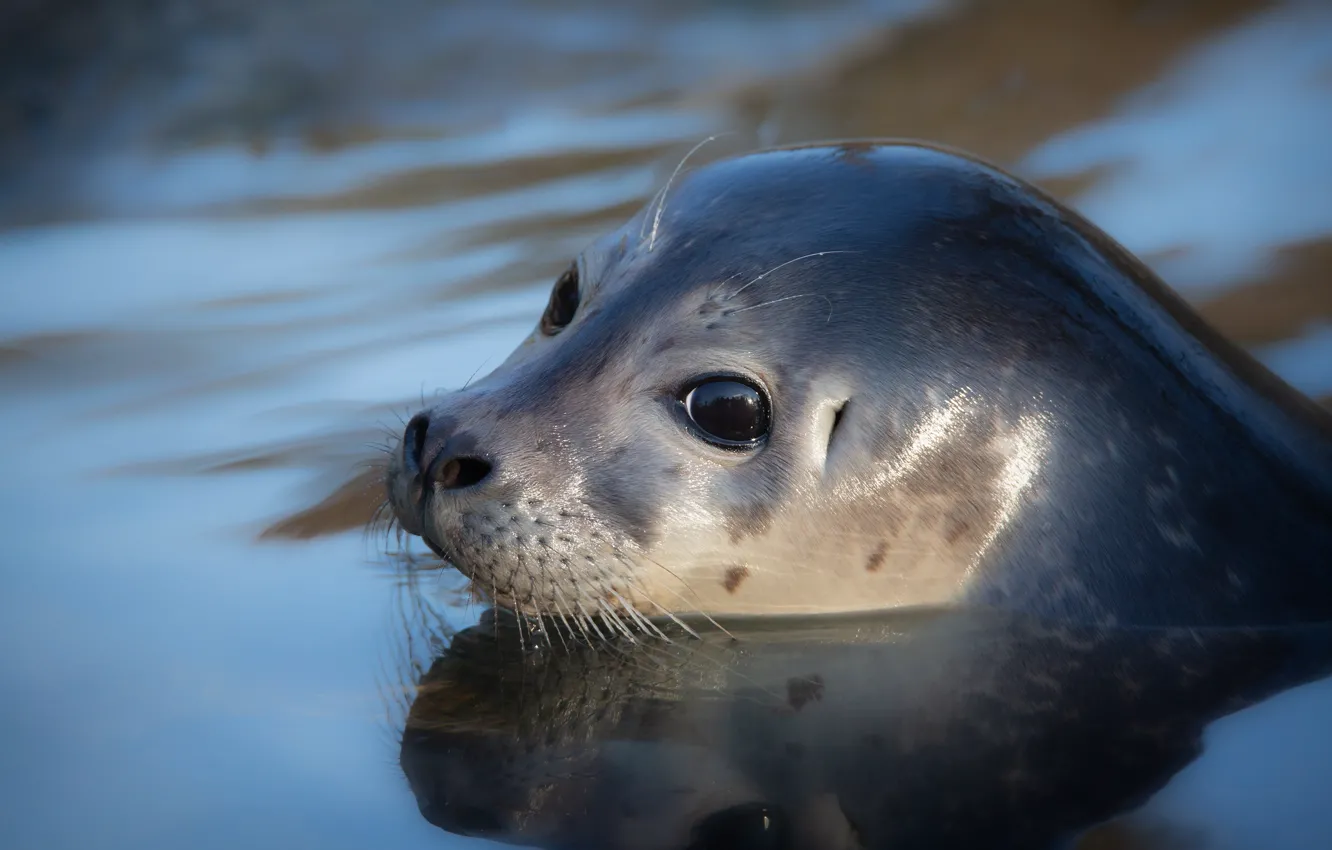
(1, 1, 1330, 848)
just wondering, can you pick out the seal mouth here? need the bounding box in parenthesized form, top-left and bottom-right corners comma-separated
(420, 533, 452, 563)
(416, 526, 492, 601)
(386, 442, 497, 593)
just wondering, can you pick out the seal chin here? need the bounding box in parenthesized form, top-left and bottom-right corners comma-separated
(385, 442, 474, 572)
(419, 533, 453, 564)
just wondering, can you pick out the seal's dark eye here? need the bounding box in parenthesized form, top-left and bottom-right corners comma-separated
(686, 803, 790, 850)
(540, 264, 580, 335)
(679, 376, 770, 447)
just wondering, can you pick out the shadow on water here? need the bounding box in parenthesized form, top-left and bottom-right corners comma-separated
(3, 1, 1332, 849)
(394, 606, 1332, 850)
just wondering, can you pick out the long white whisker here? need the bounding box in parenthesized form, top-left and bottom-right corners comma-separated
(727, 292, 834, 322)
(726, 250, 858, 300)
(574, 607, 596, 645)
(577, 601, 611, 642)
(639, 184, 669, 242)
(631, 553, 737, 641)
(547, 604, 570, 653)
(530, 605, 553, 650)
(648, 133, 731, 251)
(515, 608, 528, 654)
(612, 590, 671, 642)
(598, 599, 638, 643)
(639, 595, 702, 641)
(549, 587, 580, 648)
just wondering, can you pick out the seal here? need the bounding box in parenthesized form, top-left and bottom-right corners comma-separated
(385, 141, 1332, 627)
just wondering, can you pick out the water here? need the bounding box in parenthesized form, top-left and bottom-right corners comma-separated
(2, 1, 1331, 848)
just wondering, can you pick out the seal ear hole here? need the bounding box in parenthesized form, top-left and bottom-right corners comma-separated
(828, 400, 849, 450)
(539, 263, 580, 335)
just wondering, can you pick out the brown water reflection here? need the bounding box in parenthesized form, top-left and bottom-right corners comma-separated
(2, 1, 1330, 849)
(396, 610, 1332, 850)
(738, 0, 1264, 162)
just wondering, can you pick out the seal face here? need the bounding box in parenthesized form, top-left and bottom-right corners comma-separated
(386, 142, 1332, 627)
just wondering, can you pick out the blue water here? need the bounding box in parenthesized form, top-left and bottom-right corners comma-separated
(2, 2, 1330, 848)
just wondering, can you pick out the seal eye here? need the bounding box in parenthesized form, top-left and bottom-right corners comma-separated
(540, 263, 580, 335)
(680, 376, 770, 447)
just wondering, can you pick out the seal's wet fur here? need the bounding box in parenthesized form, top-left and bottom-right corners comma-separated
(387, 142, 1332, 627)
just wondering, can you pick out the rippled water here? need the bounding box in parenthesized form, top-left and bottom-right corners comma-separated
(2, 1, 1331, 848)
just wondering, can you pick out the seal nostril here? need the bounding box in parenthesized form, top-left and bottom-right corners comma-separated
(404, 413, 430, 473)
(434, 456, 492, 490)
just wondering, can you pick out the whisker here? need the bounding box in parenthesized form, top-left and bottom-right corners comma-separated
(648, 133, 732, 251)
(639, 184, 669, 242)
(531, 608, 553, 650)
(726, 250, 858, 300)
(598, 599, 638, 643)
(631, 551, 737, 641)
(577, 601, 611, 642)
(611, 589, 671, 642)
(638, 595, 702, 641)
(461, 357, 492, 392)
(726, 292, 834, 322)
(576, 610, 595, 646)
(548, 595, 576, 653)
(613, 599, 784, 702)
(562, 597, 593, 646)
(514, 603, 528, 654)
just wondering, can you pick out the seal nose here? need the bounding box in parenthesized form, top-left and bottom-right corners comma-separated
(402, 412, 493, 491)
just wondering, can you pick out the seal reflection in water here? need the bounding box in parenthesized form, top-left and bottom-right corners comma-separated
(385, 141, 1332, 626)
(397, 610, 1332, 849)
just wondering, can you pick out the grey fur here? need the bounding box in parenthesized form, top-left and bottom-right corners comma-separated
(387, 142, 1332, 627)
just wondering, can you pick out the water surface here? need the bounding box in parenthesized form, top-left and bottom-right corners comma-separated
(2, 1, 1331, 848)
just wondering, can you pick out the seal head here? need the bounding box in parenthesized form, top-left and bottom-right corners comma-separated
(386, 142, 1332, 626)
